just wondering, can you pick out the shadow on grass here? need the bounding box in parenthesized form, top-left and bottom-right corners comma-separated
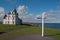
(22, 24, 32, 26)
(45, 33, 60, 37)
(0, 32, 6, 34)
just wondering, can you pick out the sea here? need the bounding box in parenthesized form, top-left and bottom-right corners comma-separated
(34, 23, 60, 29)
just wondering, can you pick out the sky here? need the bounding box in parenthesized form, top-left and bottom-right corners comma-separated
(0, 0, 60, 23)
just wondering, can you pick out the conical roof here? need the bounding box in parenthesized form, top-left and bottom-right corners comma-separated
(8, 11, 11, 15)
(3, 14, 7, 19)
(12, 9, 18, 16)
(13, 9, 17, 14)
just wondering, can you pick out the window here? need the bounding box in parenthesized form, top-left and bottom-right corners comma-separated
(13, 21, 14, 24)
(8, 21, 9, 24)
(13, 17, 14, 19)
(12, 16, 15, 20)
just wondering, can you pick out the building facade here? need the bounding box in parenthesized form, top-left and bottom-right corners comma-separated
(3, 9, 22, 25)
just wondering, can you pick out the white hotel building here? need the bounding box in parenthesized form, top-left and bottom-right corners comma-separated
(3, 9, 22, 25)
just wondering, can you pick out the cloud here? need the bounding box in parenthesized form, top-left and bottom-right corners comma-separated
(0, 7, 5, 16)
(0, 7, 5, 13)
(48, 10, 60, 13)
(36, 10, 60, 23)
(17, 5, 28, 19)
(46, 17, 56, 20)
(35, 12, 57, 21)
(44, 13, 57, 20)
(35, 14, 42, 20)
(17, 5, 29, 19)
(17, 5, 60, 23)
(19, 13, 35, 19)
(45, 10, 60, 23)
(17, 5, 41, 23)
(17, 5, 36, 19)
(0, 7, 5, 21)
(17, 5, 28, 14)
(35, 12, 48, 20)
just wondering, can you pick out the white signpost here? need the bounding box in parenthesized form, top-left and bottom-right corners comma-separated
(42, 12, 45, 37)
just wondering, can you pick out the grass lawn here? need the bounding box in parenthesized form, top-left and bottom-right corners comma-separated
(0, 24, 60, 40)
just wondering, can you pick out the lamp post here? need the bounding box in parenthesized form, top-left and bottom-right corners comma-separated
(42, 12, 45, 37)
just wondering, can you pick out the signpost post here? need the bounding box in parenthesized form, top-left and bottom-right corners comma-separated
(42, 12, 45, 37)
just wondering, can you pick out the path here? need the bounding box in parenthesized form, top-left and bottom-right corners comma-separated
(10, 34, 56, 40)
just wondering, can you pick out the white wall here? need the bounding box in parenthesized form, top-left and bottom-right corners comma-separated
(3, 14, 20, 25)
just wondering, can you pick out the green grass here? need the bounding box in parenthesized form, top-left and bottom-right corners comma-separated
(0, 24, 29, 31)
(0, 24, 60, 40)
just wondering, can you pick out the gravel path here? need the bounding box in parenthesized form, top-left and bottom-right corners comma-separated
(10, 34, 56, 40)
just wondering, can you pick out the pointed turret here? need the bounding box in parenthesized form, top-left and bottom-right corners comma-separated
(13, 9, 17, 12)
(12, 9, 17, 14)
(12, 9, 18, 16)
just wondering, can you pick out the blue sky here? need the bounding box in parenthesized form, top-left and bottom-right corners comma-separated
(0, 0, 60, 23)
(0, 0, 59, 13)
